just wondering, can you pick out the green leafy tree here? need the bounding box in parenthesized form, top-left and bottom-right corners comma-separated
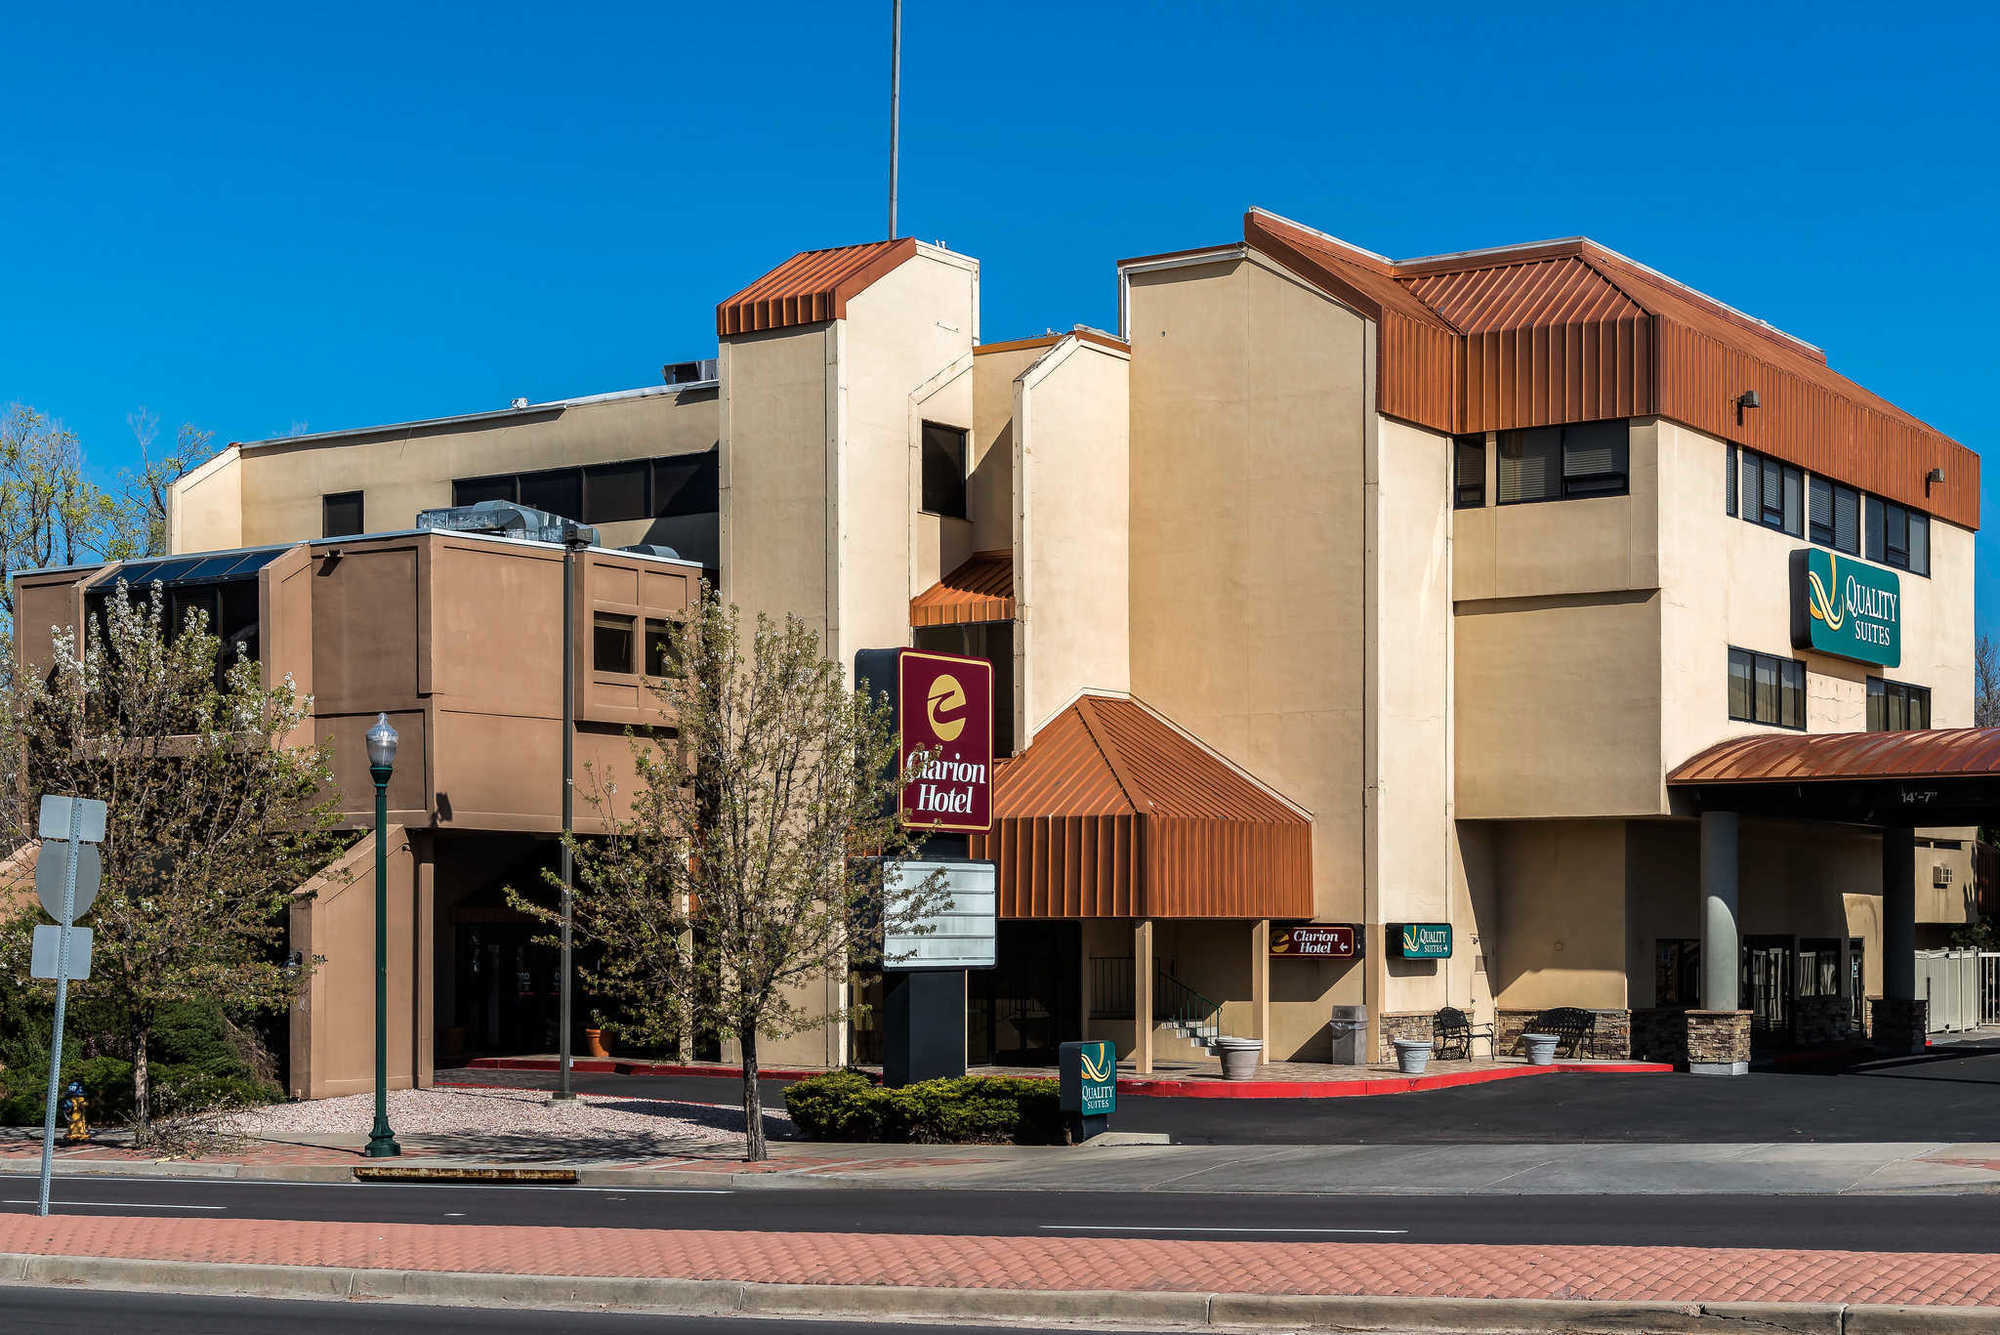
(514, 593, 944, 1161)
(5, 585, 344, 1142)
(0, 405, 124, 653)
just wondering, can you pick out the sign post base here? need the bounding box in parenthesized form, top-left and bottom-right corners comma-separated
(883, 968, 967, 1088)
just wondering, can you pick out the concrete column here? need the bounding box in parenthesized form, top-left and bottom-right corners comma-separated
(1251, 920, 1271, 1045)
(1883, 825, 1916, 1003)
(1133, 919, 1155, 1075)
(1700, 810, 1741, 1011)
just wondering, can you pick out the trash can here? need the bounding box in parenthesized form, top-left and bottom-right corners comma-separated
(1329, 1004, 1368, 1065)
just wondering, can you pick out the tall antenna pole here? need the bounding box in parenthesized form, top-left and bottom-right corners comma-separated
(888, 0, 901, 238)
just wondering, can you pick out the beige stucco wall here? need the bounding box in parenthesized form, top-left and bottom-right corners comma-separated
(1655, 416, 1976, 771)
(167, 445, 244, 553)
(1127, 251, 1365, 922)
(720, 324, 835, 643)
(1489, 819, 1630, 1011)
(172, 390, 719, 556)
(1014, 336, 1131, 738)
(1371, 415, 1455, 1017)
(970, 348, 1036, 553)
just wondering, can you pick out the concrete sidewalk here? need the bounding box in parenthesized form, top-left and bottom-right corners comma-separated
(8, 1130, 2000, 1194)
(3, 1212, 2000, 1332)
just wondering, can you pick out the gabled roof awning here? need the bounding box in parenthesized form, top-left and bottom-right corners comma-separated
(910, 551, 1013, 627)
(970, 694, 1313, 920)
(1669, 727, 2000, 825)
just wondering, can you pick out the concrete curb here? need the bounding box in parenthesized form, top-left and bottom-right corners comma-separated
(0, 1250, 1991, 1333)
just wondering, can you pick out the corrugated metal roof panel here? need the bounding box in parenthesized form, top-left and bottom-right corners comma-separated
(715, 238, 918, 336)
(969, 694, 1312, 919)
(1669, 727, 2000, 784)
(909, 551, 1014, 627)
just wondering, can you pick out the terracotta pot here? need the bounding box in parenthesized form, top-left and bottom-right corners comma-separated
(584, 1028, 610, 1059)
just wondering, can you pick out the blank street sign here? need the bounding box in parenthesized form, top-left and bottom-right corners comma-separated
(30, 925, 91, 981)
(34, 842, 100, 924)
(37, 796, 106, 845)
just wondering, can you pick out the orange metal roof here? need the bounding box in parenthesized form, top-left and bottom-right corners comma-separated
(909, 551, 1014, 627)
(1669, 727, 2000, 785)
(715, 238, 918, 336)
(1235, 210, 1978, 530)
(969, 694, 1313, 919)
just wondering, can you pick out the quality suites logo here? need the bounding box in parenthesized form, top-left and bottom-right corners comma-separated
(1807, 555, 1845, 632)
(1078, 1045, 1112, 1083)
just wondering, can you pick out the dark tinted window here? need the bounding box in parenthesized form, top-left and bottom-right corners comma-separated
(593, 613, 635, 673)
(921, 422, 968, 518)
(652, 452, 718, 517)
(1561, 420, 1628, 497)
(1725, 443, 1737, 516)
(519, 468, 583, 520)
(454, 475, 516, 507)
(1496, 428, 1561, 503)
(644, 618, 681, 677)
(1728, 647, 1804, 729)
(584, 461, 649, 523)
(1453, 435, 1485, 509)
(1868, 677, 1931, 731)
(1741, 449, 1802, 537)
(322, 491, 364, 538)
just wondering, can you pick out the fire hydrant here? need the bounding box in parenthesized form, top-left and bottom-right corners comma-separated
(59, 1079, 90, 1144)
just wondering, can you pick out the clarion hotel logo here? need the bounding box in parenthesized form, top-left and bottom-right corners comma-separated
(896, 650, 994, 833)
(1791, 549, 1901, 669)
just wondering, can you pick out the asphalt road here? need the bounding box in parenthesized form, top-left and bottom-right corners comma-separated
(10, 1174, 2000, 1252)
(0, 1287, 1041, 1334)
(443, 1044, 2000, 1144)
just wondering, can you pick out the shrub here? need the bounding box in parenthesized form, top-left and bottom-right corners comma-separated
(0, 1000, 281, 1127)
(785, 1070, 1064, 1145)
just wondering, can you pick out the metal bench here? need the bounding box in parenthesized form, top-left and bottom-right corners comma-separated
(1517, 1006, 1597, 1059)
(1431, 1006, 1495, 1060)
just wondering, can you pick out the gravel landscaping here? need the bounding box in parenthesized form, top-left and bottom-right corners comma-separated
(222, 1085, 772, 1147)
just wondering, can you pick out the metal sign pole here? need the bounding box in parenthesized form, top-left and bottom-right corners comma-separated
(37, 800, 81, 1217)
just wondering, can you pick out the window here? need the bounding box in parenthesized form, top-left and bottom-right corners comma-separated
(322, 491, 364, 538)
(1808, 477, 1860, 555)
(1728, 647, 1805, 729)
(1867, 677, 1931, 731)
(921, 422, 968, 519)
(1497, 421, 1628, 503)
(583, 461, 649, 523)
(518, 467, 583, 520)
(1867, 495, 1929, 576)
(1725, 442, 1737, 517)
(1656, 939, 1701, 1007)
(643, 618, 681, 677)
(592, 613, 635, 674)
(453, 475, 517, 507)
(911, 620, 1014, 756)
(1739, 448, 1802, 536)
(652, 452, 718, 518)
(1453, 434, 1485, 509)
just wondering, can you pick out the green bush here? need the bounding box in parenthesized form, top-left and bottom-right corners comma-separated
(0, 1000, 281, 1127)
(784, 1070, 1064, 1145)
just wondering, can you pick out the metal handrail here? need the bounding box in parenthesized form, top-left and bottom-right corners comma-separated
(1155, 963, 1220, 1031)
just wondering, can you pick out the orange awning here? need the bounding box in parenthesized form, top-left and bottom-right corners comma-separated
(910, 551, 1013, 627)
(969, 694, 1312, 920)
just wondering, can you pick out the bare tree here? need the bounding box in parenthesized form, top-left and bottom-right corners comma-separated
(1976, 635, 2000, 730)
(6, 585, 344, 1142)
(116, 409, 216, 558)
(515, 593, 943, 1161)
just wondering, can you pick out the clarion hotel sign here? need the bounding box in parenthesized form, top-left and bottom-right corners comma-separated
(1790, 549, 1901, 669)
(894, 649, 994, 834)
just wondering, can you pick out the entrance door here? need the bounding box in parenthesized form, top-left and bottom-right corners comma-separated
(967, 922, 1081, 1066)
(454, 923, 561, 1056)
(1742, 937, 1792, 1037)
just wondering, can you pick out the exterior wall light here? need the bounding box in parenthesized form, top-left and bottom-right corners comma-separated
(1926, 467, 1946, 496)
(1735, 389, 1760, 425)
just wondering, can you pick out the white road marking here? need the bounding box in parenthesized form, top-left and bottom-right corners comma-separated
(6, 1200, 224, 1210)
(1041, 1224, 1408, 1236)
(0, 1175, 731, 1196)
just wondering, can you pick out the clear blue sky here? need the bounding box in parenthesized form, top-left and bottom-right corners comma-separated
(5, 2, 1994, 632)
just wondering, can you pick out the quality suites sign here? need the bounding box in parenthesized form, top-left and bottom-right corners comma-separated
(1790, 549, 1900, 668)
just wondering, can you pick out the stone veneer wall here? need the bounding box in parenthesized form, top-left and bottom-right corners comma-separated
(1790, 995, 1856, 1048)
(1870, 998, 1928, 1057)
(1495, 1008, 1631, 1060)
(1633, 1009, 1753, 1069)
(1376, 1012, 1433, 1062)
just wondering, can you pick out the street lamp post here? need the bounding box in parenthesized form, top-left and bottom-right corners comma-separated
(365, 712, 403, 1159)
(555, 522, 593, 1101)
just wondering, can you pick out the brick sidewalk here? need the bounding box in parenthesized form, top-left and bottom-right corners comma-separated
(4, 1215, 2000, 1307)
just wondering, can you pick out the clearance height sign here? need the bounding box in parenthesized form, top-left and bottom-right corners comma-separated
(854, 649, 994, 835)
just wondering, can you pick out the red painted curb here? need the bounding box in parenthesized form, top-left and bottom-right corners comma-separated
(462, 1055, 1673, 1098)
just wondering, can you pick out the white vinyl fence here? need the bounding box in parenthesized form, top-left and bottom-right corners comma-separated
(1982, 952, 2000, 1027)
(1917, 948, 1981, 1033)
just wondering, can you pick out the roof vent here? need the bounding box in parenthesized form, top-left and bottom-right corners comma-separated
(416, 499, 594, 546)
(663, 358, 719, 386)
(620, 543, 683, 560)
(510, 397, 529, 409)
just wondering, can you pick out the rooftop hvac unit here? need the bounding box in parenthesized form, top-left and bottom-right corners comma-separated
(663, 357, 719, 386)
(415, 499, 593, 547)
(1934, 864, 1954, 888)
